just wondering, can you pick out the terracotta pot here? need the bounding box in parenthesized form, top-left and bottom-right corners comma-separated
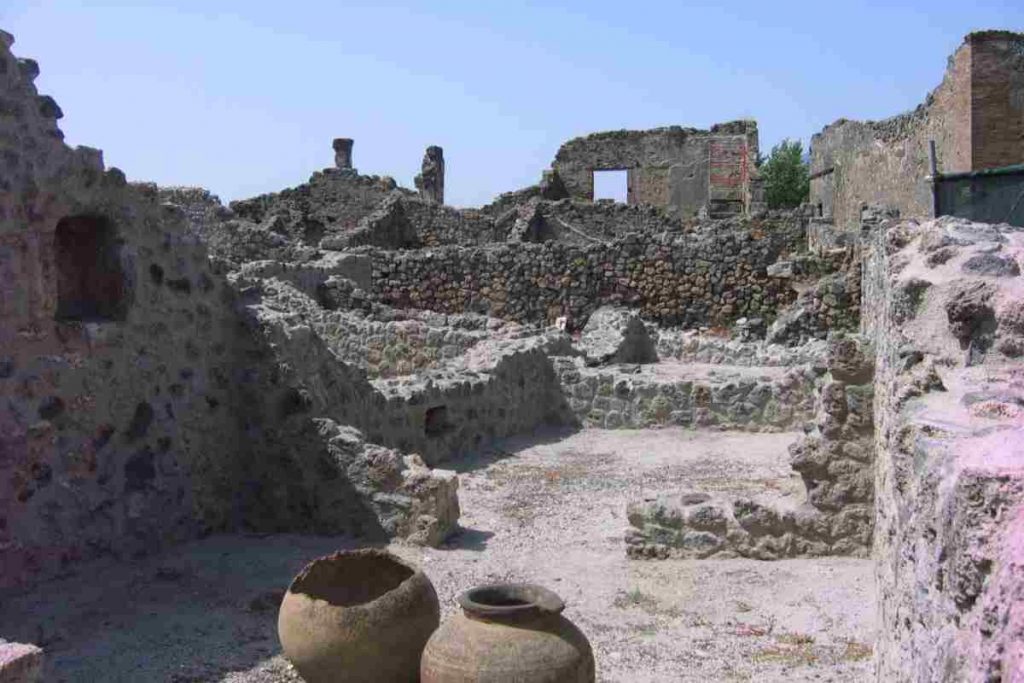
(278, 549, 439, 683)
(421, 583, 595, 682)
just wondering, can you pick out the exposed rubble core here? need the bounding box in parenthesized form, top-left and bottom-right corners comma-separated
(864, 215, 1024, 681)
(3, 23, 1024, 683)
(414, 145, 445, 205)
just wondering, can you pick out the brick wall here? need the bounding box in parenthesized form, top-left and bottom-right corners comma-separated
(970, 31, 1024, 170)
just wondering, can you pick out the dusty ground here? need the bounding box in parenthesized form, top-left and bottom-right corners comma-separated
(1, 428, 874, 682)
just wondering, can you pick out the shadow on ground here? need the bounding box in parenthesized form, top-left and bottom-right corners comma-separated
(445, 424, 580, 474)
(0, 534, 375, 682)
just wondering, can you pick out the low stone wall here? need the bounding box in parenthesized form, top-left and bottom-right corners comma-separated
(368, 335, 575, 466)
(655, 331, 827, 366)
(623, 335, 875, 560)
(766, 267, 862, 344)
(865, 216, 1024, 681)
(319, 312, 509, 378)
(239, 276, 573, 466)
(370, 217, 806, 327)
(554, 358, 818, 432)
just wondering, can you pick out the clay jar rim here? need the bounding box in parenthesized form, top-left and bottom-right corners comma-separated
(286, 548, 421, 610)
(458, 583, 565, 622)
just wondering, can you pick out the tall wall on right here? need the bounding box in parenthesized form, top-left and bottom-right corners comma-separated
(863, 215, 1024, 681)
(810, 31, 1024, 230)
(971, 31, 1024, 171)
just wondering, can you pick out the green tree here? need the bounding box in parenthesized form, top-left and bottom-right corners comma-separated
(760, 139, 809, 209)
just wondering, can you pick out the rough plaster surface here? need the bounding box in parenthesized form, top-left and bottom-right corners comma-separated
(810, 31, 1024, 230)
(864, 215, 1024, 681)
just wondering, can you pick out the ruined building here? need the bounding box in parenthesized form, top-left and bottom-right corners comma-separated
(810, 30, 1024, 228)
(552, 119, 765, 218)
(2, 24, 1024, 683)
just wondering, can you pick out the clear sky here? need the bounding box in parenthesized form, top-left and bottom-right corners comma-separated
(4, 1, 1022, 207)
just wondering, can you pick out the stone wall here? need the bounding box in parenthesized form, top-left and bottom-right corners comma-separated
(551, 121, 760, 218)
(808, 38, 971, 229)
(370, 216, 807, 328)
(623, 335, 875, 560)
(554, 357, 818, 432)
(970, 31, 1024, 171)
(864, 216, 1024, 681)
(0, 31, 256, 586)
(655, 331, 828, 367)
(315, 310, 518, 379)
(233, 275, 573, 467)
(809, 31, 1024, 231)
(0, 33, 461, 589)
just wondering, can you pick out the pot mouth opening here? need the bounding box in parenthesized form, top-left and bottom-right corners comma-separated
(289, 549, 416, 607)
(458, 583, 565, 619)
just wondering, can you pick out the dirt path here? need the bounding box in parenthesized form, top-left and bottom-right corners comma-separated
(1, 428, 874, 682)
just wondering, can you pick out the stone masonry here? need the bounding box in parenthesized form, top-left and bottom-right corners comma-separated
(809, 30, 1024, 230)
(624, 335, 874, 559)
(414, 145, 445, 204)
(0, 32, 460, 592)
(864, 215, 1024, 681)
(552, 120, 762, 218)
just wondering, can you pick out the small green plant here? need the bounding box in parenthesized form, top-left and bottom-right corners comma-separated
(613, 588, 659, 611)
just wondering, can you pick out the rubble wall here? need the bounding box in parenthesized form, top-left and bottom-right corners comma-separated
(553, 358, 818, 431)
(0, 34, 463, 589)
(0, 31, 260, 586)
(864, 216, 1024, 681)
(236, 278, 573, 466)
(622, 336, 875, 561)
(370, 217, 806, 328)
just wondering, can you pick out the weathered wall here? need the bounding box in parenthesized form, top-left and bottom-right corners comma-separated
(0, 34, 462, 589)
(233, 277, 574, 467)
(0, 32, 259, 586)
(863, 216, 1024, 681)
(623, 335, 875, 561)
(810, 31, 1024, 231)
(551, 121, 759, 217)
(370, 216, 806, 328)
(809, 36, 973, 229)
(970, 31, 1024, 170)
(554, 358, 818, 432)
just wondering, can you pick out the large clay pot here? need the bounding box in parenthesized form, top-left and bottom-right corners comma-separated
(421, 583, 595, 682)
(278, 549, 439, 683)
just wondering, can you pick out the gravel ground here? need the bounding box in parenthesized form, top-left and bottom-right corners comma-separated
(2, 428, 874, 682)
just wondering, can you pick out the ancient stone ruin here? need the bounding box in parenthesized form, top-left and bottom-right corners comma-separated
(2, 25, 1024, 683)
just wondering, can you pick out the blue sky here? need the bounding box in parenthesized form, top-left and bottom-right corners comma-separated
(3, 1, 1022, 207)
